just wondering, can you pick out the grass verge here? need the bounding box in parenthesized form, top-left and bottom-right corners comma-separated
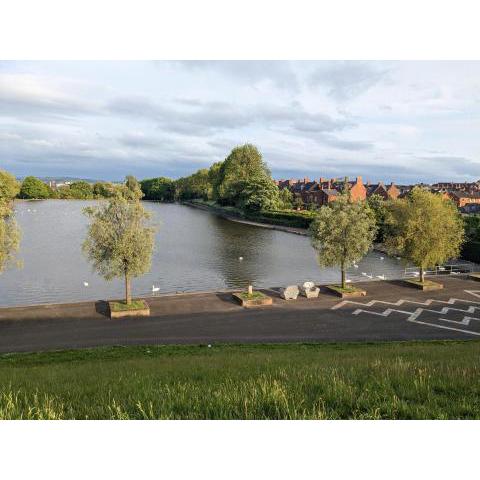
(109, 300, 148, 312)
(1, 341, 480, 419)
(238, 291, 268, 300)
(327, 284, 362, 294)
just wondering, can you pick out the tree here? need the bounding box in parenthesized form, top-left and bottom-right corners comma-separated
(0, 169, 20, 201)
(385, 187, 464, 283)
(69, 181, 94, 199)
(367, 193, 389, 242)
(309, 196, 377, 289)
(18, 176, 51, 199)
(93, 182, 115, 198)
(140, 177, 175, 202)
(237, 177, 281, 212)
(83, 191, 155, 305)
(0, 169, 21, 279)
(278, 187, 293, 210)
(216, 144, 271, 206)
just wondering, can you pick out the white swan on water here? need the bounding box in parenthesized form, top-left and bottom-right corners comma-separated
(152, 285, 160, 292)
(83, 282, 89, 287)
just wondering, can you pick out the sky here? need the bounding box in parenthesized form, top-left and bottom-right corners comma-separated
(1, 60, 480, 183)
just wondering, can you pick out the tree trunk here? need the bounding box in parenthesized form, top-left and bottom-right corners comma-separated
(125, 273, 132, 305)
(420, 266, 425, 284)
(341, 263, 346, 289)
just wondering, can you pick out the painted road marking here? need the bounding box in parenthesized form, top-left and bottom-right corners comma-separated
(332, 290, 480, 337)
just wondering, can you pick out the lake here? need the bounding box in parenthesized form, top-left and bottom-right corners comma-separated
(1, 200, 419, 307)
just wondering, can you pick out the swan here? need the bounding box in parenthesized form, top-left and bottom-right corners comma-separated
(353, 263, 359, 268)
(376, 274, 386, 280)
(380, 257, 384, 260)
(83, 281, 89, 287)
(366, 274, 373, 279)
(152, 285, 160, 292)
(361, 272, 367, 276)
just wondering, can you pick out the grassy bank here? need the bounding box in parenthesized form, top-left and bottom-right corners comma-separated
(1, 341, 480, 419)
(186, 199, 315, 229)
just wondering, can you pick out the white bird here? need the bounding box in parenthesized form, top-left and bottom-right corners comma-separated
(353, 263, 359, 268)
(208, 344, 212, 348)
(377, 274, 386, 280)
(396, 257, 401, 260)
(380, 257, 384, 260)
(238, 256, 243, 261)
(83, 281, 89, 287)
(366, 274, 373, 279)
(345, 279, 352, 283)
(152, 285, 160, 292)
(361, 272, 367, 276)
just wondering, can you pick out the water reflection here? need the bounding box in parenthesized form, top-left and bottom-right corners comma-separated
(0, 200, 415, 307)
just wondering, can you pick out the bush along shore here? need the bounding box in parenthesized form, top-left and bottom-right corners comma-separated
(1, 341, 480, 420)
(183, 199, 313, 233)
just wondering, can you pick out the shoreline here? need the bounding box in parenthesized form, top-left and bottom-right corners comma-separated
(183, 200, 309, 236)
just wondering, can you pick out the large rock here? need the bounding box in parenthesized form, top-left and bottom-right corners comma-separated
(280, 285, 300, 300)
(300, 281, 320, 299)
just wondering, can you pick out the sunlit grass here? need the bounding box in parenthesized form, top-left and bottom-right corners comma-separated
(0, 341, 479, 419)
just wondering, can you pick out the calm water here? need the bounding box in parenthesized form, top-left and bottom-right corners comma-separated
(1, 200, 410, 307)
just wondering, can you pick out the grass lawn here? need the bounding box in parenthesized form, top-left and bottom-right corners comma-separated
(237, 291, 268, 300)
(1, 341, 480, 419)
(327, 284, 362, 294)
(109, 299, 148, 311)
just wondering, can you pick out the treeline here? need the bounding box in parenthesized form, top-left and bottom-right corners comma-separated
(16, 176, 123, 200)
(140, 144, 293, 212)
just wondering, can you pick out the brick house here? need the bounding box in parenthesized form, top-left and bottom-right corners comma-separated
(448, 191, 480, 208)
(366, 181, 400, 200)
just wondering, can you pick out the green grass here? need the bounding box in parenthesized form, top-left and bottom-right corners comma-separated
(109, 299, 148, 312)
(328, 284, 362, 294)
(0, 341, 480, 419)
(238, 291, 268, 300)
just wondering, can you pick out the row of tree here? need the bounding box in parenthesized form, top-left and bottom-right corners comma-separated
(141, 144, 294, 212)
(310, 187, 465, 288)
(16, 176, 123, 200)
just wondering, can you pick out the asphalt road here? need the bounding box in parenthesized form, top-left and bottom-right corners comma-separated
(1, 276, 480, 353)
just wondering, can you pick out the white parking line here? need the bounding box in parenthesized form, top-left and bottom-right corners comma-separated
(332, 289, 480, 337)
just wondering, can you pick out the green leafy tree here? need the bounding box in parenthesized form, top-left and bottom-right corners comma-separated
(278, 187, 293, 210)
(309, 196, 377, 289)
(216, 144, 271, 206)
(93, 182, 115, 198)
(69, 181, 94, 199)
(209, 161, 224, 201)
(82, 188, 155, 305)
(175, 169, 212, 201)
(0, 169, 21, 282)
(140, 177, 175, 202)
(18, 176, 51, 199)
(238, 177, 281, 212)
(385, 187, 464, 283)
(0, 169, 20, 201)
(367, 193, 389, 242)
(121, 175, 143, 201)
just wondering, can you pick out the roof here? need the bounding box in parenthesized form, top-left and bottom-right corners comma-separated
(322, 189, 339, 196)
(449, 191, 480, 199)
